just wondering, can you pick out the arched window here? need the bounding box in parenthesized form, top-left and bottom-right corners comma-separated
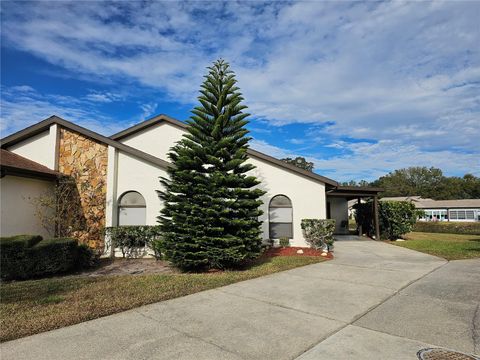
(269, 195, 293, 239)
(118, 191, 146, 226)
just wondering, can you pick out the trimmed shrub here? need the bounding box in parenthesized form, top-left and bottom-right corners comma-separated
(279, 237, 290, 248)
(0, 234, 43, 248)
(354, 201, 420, 240)
(151, 238, 164, 260)
(28, 238, 78, 276)
(75, 243, 97, 269)
(0, 235, 43, 279)
(0, 236, 83, 280)
(301, 219, 336, 251)
(413, 221, 480, 235)
(379, 201, 420, 240)
(104, 226, 162, 258)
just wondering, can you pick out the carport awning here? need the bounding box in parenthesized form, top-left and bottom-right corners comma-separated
(326, 186, 383, 240)
(326, 185, 383, 199)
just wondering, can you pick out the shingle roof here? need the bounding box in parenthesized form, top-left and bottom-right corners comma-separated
(380, 196, 480, 208)
(380, 196, 424, 202)
(415, 199, 480, 209)
(0, 149, 60, 179)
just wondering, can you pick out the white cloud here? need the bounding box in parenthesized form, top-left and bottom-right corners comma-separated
(288, 138, 305, 145)
(9, 85, 35, 93)
(139, 103, 158, 121)
(84, 91, 123, 103)
(252, 139, 480, 182)
(1, 1, 479, 179)
(250, 139, 292, 160)
(1, 86, 138, 136)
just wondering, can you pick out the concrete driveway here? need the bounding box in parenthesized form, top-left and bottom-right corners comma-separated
(2, 238, 479, 360)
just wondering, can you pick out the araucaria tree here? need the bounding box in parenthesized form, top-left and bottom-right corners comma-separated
(159, 59, 265, 271)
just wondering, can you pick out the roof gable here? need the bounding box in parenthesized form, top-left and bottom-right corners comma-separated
(110, 114, 339, 187)
(0, 115, 170, 169)
(110, 114, 186, 141)
(1, 114, 344, 187)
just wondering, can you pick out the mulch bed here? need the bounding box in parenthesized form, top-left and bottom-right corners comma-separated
(264, 246, 333, 259)
(78, 258, 177, 277)
(74, 248, 332, 278)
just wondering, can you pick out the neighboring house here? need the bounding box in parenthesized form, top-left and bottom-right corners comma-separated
(380, 196, 480, 222)
(0, 115, 382, 251)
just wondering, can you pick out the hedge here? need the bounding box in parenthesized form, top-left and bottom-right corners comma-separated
(28, 238, 79, 277)
(413, 221, 480, 235)
(378, 201, 419, 240)
(0, 235, 43, 279)
(354, 201, 420, 240)
(0, 235, 89, 280)
(104, 225, 162, 258)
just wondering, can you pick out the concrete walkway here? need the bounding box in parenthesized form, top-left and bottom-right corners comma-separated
(2, 238, 478, 359)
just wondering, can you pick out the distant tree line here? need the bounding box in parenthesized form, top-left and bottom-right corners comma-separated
(343, 167, 480, 200)
(341, 179, 370, 187)
(282, 158, 479, 200)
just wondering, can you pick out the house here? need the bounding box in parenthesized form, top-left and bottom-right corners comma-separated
(380, 196, 480, 222)
(0, 115, 382, 252)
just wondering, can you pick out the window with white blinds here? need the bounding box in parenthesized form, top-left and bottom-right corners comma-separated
(269, 195, 293, 239)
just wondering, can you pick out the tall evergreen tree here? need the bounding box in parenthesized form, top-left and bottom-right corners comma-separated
(158, 59, 265, 270)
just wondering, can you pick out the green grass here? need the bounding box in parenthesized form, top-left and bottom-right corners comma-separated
(392, 232, 480, 260)
(0, 256, 324, 342)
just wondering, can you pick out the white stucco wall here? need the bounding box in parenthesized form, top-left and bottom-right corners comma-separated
(249, 157, 326, 246)
(104, 150, 167, 257)
(7, 125, 57, 169)
(114, 151, 167, 226)
(121, 122, 184, 162)
(117, 121, 329, 247)
(0, 175, 54, 238)
(328, 197, 349, 234)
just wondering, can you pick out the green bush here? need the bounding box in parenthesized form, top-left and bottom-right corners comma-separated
(379, 201, 420, 240)
(0, 235, 43, 279)
(151, 238, 164, 260)
(413, 221, 480, 235)
(76, 243, 97, 269)
(279, 237, 290, 248)
(0, 236, 83, 280)
(28, 238, 78, 276)
(104, 226, 162, 258)
(0, 234, 43, 248)
(301, 219, 336, 250)
(354, 201, 421, 240)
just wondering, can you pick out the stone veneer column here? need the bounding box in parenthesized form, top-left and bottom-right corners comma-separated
(57, 128, 108, 250)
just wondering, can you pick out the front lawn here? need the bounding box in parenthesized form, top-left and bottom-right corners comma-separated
(0, 255, 324, 342)
(392, 231, 480, 260)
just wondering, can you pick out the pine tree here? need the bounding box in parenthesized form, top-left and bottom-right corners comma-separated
(158, 59, 265, 271)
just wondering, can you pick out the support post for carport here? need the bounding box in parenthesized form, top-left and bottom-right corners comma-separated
(373, 195, 380, 240)
(357, 197, 362, 236)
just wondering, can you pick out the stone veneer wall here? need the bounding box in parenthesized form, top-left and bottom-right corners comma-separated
(58, 128, 108, 250)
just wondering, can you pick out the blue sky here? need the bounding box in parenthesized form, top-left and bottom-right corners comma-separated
(1, 1, 479, 182)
